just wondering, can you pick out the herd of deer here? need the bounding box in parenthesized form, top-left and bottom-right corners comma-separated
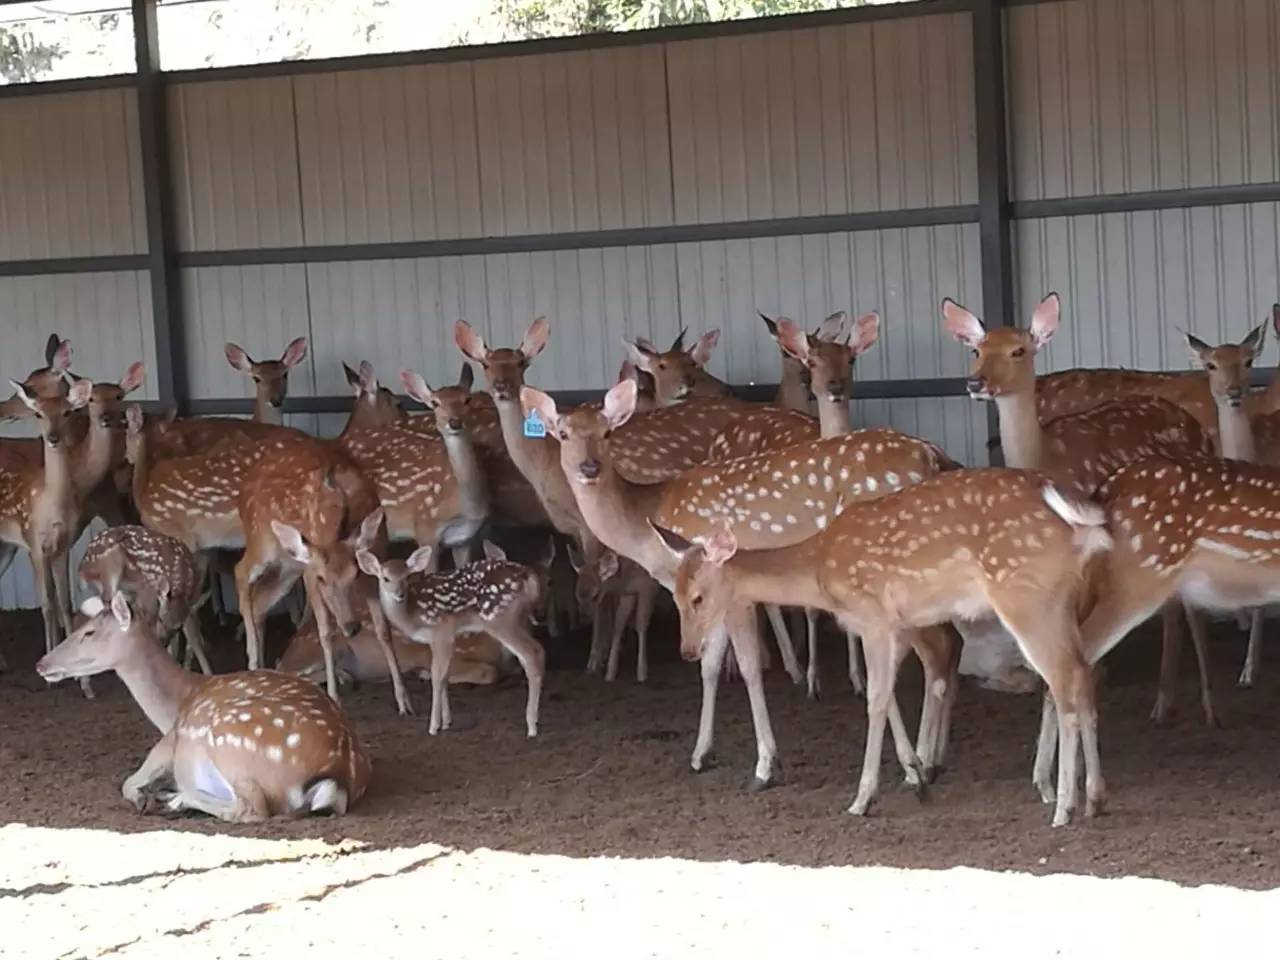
(7, 295, 1280, 827)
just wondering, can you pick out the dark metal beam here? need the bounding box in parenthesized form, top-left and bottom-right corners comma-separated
(134, 0, 188, 413)
(0, 73, 136, 99)
(971, 0, 1013, 466)
(0, 254, 148, 277)
(1012, 181, 1280, 220)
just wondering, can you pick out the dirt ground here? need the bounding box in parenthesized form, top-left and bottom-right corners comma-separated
(3, 606, 1280, 955)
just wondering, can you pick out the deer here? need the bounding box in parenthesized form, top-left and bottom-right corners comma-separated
(223, 336, 308, 426)
(0, 378, 94, 695)
(0, 334, 73, 421)
(626, 327, 733, 405)
(760, 312, 846, 413)
(566, 544, 658, 682)
(342, 360, 405, 432)
(944, 293, 1220, 727)
(358, 540, 547, 737)
(36, 590, 372, 822)
(522, 377, 960, 787)
(78, 525, 212, 675)
(654, 466, 1110, 827)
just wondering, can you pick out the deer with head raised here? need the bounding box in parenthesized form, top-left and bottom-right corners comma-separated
(523, 377, 959, 787)
(37, 591, 371, 821)
(223, 336, 308, 425)
(626, 327, 732, 406)
(945, 293, 1219, 727)
(79, 524, 212, 675)
(358, 540, 547, 736)
(342, 360, 405, 433)
(760, 311, 846, 413)
(654, 466, 1110, 827)
(0, 334, 73, 421)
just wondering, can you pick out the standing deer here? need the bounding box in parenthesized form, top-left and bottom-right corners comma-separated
(761, 311, 847, 414)
(0, 334, 73, 421)
(523, 377, 959, 787)
(566, 545, 658, 683)
(223, 336, 308, 425)
(358, 541, 547, 737)
(625, 327, 733, 405)
(37, 591, 371, 822)
(342, 360, 405, 432)
(654, 467, 1110, 827)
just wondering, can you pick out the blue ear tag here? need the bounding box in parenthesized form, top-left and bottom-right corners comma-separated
(523, 409, 547, 439)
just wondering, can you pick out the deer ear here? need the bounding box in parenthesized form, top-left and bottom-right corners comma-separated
(598, 549, 620, 581)
(401, 370, 433, 406)
(110, 591, 133, 630)
(1029, 293, 1061, 348)
(358, 360, 377, 393)
(281, 337, 308, 368)
(1242, 322, 1268, 358)
(849, 313, 881, 356)
(66, 378, 92, 409)
(482, 540, 507, 561)
(353, 508, 384, 549)
(816, 311, 847, 342)
(342, 362, 361, 389)
(521, 317, 550, 361)
(690, 329, 720, 367)
(455, 320, 488, 364)
(406, 545, 434, 573)
(603, 378, 638, 430)
(625, 338, 658, 373)
(224, 342, 253, 372)
(125, 404, 144, 433)
(356, 549, 381, 578)
(1185, 331, 1213, 363)
(649, 519, 694, 559)
(669, 327, 689, 352)
(80, 594, 106, 618)
(520, 386, 560, 432)
(50, 338, 73, 373)
(700, 525, 739, 566)
(458, 362, 474, 391)
(759, 312, 780, 339)
(774, 318, 809, 362)
(9, 380, 38, 413)
(271, 521, 312, 565)
(119, 361, 146, 395)
(942, 299, 986, 348)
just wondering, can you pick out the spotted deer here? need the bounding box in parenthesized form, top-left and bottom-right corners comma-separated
(358, 541, 547, 737)
(945, 293, 1219, 727)
(79, 525, 212, 675)
(37, 591, 371, 822)
(774, 314, 879, 438)
(626, 327, 733, 405)
(655, 467, 1110, 826)
(342, 360, 405, 432)
(523, 377, 959, 787)
(0, 334, 73, 421)
(567, 544, 658, 682)
(761, 311, 847, 413)
(223, 336, 308, 425)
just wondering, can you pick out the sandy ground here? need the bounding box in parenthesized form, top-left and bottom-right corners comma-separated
(3, 608, 1280, 958)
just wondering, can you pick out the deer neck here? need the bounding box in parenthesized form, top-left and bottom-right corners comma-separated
(40, 433, 76, 506)
(493, 395, 559, 477)
(0, 393, 29, 422)
(816, 396, 851, 438)
(442, 431, 490, 518)
(993, 390, 1044, 470)
(130, 435, 153, 509)
(73, 418, 117, 498)
(1217, 399, 1257, 462)
(775, 367, 810, 412)
(723, 540, 826, 611)
(571, 468, 669, 585)
(115, 633, 202, 733)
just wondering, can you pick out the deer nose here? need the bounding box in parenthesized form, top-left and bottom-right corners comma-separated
(966, 377, 986, 395)
(447, 418, 463, 431)
(579, 459, 601, 479)
(1227, 386, 1244, 402)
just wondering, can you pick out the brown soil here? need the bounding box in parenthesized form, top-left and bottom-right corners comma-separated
(2, 604, 1279, 915)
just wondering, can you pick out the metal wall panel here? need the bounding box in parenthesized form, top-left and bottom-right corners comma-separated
(666, 13, 976, 223)
(168, 78, 305, 251)
(1008, 0, 1280, 201)
(860, 397, 989, 468)
(180, 265, 315, 399)
(1012, 202, 1280, 373)
(0, 89, 145, 260)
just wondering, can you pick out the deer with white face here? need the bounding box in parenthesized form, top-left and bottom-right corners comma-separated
(625, 327, 732, 406)
(773, 314, 879, 438)
(224, 336, 308, 425)
(37, 591, 371, 822)
(79, 524, 212, 675)
(358, 541, 547, 737)
(523, 377, 960, 787)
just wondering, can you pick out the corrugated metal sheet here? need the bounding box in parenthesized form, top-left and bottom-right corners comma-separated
(666, 13, 976, 222)
(859, 397, 988, 469)
(1008, 0, 1280, 200)
(168, 78, 305, 251)
(0, 89, 145, 259)
(1012, 202, 1280, 372)
(180, 265, 315, 399)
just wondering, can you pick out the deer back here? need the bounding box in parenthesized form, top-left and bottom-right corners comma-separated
(403, 559, 542, 630)
(148, 417, 296, 462)
(705, 406, 819, 462)
(339, 424, 464, 541)
(609, 397, 766, 484)
(80, 526, 199, 631)
(1037, 368, 1217, 443)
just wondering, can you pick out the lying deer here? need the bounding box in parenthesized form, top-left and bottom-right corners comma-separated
(358, 541, 547, 737)
(655, 467, 1110, 827)
(37, 591, 372, 822)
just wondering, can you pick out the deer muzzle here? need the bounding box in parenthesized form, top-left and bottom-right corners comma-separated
(965, 377, 993, 399)
(1226, 387, 1245, 407)
(578, 459, 601, 481)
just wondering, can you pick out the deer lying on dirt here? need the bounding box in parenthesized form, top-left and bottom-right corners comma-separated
(358, 541, 547, 737)
(655, 467, 1111, 827)
(37, 591, 371, 822)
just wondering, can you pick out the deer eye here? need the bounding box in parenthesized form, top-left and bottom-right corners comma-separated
(971, 349, 979, 358)
(1206, 362, 1218, 371)
(1011, 347, 1026, 358)
(658, 362, 667, 370)
(691, 595, 704, 609)
(1246, 359, 1254, 368)
(559, 430, 569, 441)
(603, 429, 612, 439)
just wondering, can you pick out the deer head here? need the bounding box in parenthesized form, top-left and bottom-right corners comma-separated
(566, 541, 621, 613)
(944, 294, 1060, 400)
(357, 543, 435, 606)
(88, 362, 146, 430)
(455, 318, 549, 402)
(36, 592, 145, 683)
(1, 335, 74, 422)
(775, 312, 879, 402)
(225, 336, 308, 414)
(401, 366, 476, 437)
(1185, 323, 1268, 409)
(625, 328, 720, 404)
(344, 360, 404, 428)
(521, 378, 638, 486)
(10, 377, 92, 449)
(649, 521, 739, 661)
(272, 507, 384, 638)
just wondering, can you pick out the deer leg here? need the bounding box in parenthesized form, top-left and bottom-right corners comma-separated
(763, 603, 804, 686)
(727, 604, 780, 789)
(1185, 604, 1218, 727)
(848, 627, 897, 816)
(804, 607, 821, 700)
(122, 731, 177, 812)
(846, 630, 866, 696)
(587, 596, 611, 674)
(605, 593, 636, 682)
(182, 614, 214, 675)
(31, 548, 57, 656)
(493, 621, 546, 737)
(1240, 607, 1264, 689)
(166, 775, 271, 824)
(1032, 689, 1058, 804)
(367, 597, 413, 716)
(634, 581, 655, 684)
(50, 549, 93, 699)
(691, 627, 729, 774)
(908, 625, 959, 779)
(1151, 600, 1185, 725)
(305, 574, 341, 705)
